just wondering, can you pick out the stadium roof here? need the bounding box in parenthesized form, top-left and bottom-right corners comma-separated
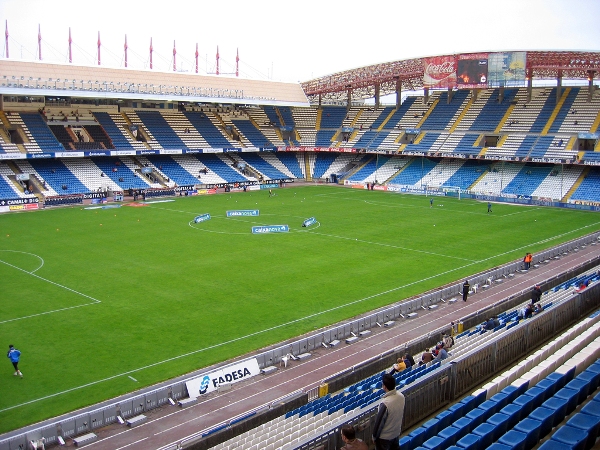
(301, 50, 600, 102)
(0, 60, 310, 107)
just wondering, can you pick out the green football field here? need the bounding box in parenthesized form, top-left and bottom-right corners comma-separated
(1, 185, 600, 433)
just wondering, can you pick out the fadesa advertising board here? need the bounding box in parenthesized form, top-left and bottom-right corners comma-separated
(186, 359, 260, 398)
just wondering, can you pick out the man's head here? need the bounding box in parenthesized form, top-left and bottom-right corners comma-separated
(382, 373, 396, 392)
(341, 424, 356, 441)
(8, 345, 13, 349)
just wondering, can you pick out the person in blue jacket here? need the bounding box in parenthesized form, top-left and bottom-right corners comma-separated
(7, 344, 22, 377)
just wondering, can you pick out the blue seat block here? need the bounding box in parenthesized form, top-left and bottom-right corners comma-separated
(438, 426, 461, 447)
(500, 385, 521, 404)
(472, 423, 495, 449)
(460, 395, 480, 414)
(513, 394, 537, 418)
(409, 427, 429, 448)
(465, 408, 486, 429)
(479, 399, 499, 420)
(487, 444, 512, 450)
(551, 424, 588, 450)
(582, 400, 600, 418)
(423, 435, 445, 450)
(487, 412, 511, 441)
(422, 418, 440, 436)
(455, 433, 480, 450)
(498, 430, 528, 450)
(567, 413, 600, 450)
(545, 372, 570, 391)
(529, 406, 555, 437)
(453, 417, 473, 438)
(537, 377, 560, 398)
(579, 370, 600, 393)
(542, 397, 568, 427)
(554, 387, 580, 415)
(490, 392, 510, 410)
(501, 403, 523, 429)
(566, 378, 591, 404)
(400, 435, 413, 450)
(537, 440, 574, 450)
(436, 410, 454, 430)
(448, 402, 465, 421)
(514, 417, 542, 450)
(524, 386, 548, 409)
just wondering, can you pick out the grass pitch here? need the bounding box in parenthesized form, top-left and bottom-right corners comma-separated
(1, 185, 599, 433)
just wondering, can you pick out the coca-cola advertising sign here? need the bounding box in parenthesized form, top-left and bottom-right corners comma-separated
(423, 56, 456, 89)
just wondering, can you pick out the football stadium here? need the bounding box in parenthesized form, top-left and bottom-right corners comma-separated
(1, 10, 600, 450)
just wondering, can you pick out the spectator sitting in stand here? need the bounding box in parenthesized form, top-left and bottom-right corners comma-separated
(434, 344, 448, 361)
(389, 357, 406, 375)
(420, 348, 434, 365)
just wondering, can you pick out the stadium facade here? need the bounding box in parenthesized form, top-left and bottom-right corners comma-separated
(0, 51, 599, 213)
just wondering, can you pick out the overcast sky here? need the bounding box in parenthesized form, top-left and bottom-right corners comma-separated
(0, 0, 598, 83)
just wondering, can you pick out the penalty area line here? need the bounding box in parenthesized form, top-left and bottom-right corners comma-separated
(0, 258, 101, 325)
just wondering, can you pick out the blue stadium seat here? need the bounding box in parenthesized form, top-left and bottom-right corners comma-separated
(436, 410, 454, 430)
(565, 378, 591, 405)
(542, 397, 569, 427)
(422, 435, 445, 450)
(581, 399, 600, 417)
(498, 430, 528, 450)
(447, 402, 466, 421)
(455, 433, 480, 450)
(514, 417, 543, 450)
(500, 403, 524, 429)
(400, 435, 413, 450)
(551, 425, 588, 450)
(471, 423, 496, 448)
(438, 426, 461, 447)
(465, 408, 487, 429)
(537, 440, 574, 450)
(408, 427, 429, 448)
(490, 392, 510, 410)
(566, 413, 600, 450)
(422, 418, 441, 436)
(554, 387, 580, 415)
(537, 377, 561, 398)
(578, 370, 600, 393)
(486, 443, 512, 450)
(487, 413, 511, 441)
(524, 387, 548, 410)
(453, 417, 474, 437)
(529, 406, 555, 437)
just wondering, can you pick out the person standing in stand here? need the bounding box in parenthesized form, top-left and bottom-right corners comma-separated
(372, 374, 405, 450)
(462, 280, 470, 302)
(7, 345, 22, 377)
(531, 285, 542, 305)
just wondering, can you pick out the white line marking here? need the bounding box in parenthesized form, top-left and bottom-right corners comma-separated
(304, 230, 476, 262)
(114, 437, 148, 449)
(0, 250, 45, 273)
(128, 376, 138, 382)
(0, 254, 102, 325)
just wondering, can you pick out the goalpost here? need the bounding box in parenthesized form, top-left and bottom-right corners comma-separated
(442, 186, 462, 200)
